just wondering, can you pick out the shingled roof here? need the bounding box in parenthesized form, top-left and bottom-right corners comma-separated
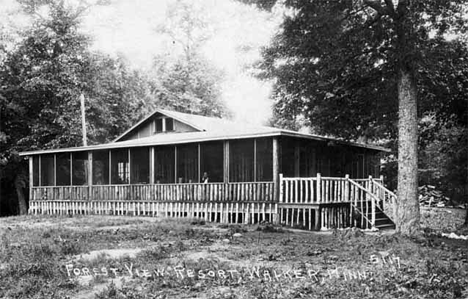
(20, 109, 389, 156)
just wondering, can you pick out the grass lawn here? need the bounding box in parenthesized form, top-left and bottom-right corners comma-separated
(0, 208, 466, 299)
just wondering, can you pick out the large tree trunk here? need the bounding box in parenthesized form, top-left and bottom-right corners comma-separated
(14, 174, 28, 215)
(393, 0, 420, 236)
(464, 206, 468, 226)
(396, 69, 420, 235)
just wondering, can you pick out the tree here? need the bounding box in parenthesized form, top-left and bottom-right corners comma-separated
(1, 0, 93, 214)
(0, 0, 157, 215)
(257, 0, 467, 235)
(153, 0, 229, 118)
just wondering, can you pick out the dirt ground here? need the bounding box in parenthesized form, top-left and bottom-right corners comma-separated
(0, 208, 467, 299)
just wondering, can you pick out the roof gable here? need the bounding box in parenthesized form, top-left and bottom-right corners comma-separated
(114, 109, 280, 142)
(114, 109, 205, 142)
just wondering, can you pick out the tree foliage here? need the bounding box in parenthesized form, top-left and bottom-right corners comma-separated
(259, 0, 467, 140)
(257, 0, 468, 234)
(153, 0, 229, 118)
(0, 0, 156, 215)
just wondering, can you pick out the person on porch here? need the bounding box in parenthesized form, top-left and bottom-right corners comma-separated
(201, 172, 209, 183)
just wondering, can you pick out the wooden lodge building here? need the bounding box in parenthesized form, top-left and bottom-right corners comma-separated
(20, 109, 396, 230)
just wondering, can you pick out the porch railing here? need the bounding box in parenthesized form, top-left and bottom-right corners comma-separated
(30, 182, 275, 203)
(29, 182, 277, 224)
(279, 174, 395, 229)
(279, 174, 384, 205)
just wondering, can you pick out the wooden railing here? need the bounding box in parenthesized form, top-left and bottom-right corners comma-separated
(29, 182, 277, 225)
(30, 182, 275, 203)
(279, 174, 394, 230)
(347, 178, 379, 228)
(280, 174, 345, 204)
(279, 174, 383, 205)
(369, 179, 397, 222)
(32, 186, 90, 201)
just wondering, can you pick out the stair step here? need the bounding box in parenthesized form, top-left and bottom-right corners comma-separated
(376, 223, 396, 229)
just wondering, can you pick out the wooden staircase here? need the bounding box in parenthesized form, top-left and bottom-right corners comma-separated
(353, 204, 395, 230)
(349, 177, 397, 230)
(278, 175, 397, 231)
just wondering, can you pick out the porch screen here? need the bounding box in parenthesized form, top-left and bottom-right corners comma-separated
(32, 156, 39, 186)
(72, 152, 88, 185)
(177, 144, 198, 183)
(56, 153, 71, 186)
(256, 138, 273, 181)
(366, 153, 380, 178)
(111, 149, 129, 184)
(230, 139, 254, 182)
(40, 154, 54, 186)
(281, 139, 295, 177)
(154, 146, 175, 183)
(200, 142, 223, 182)
(131, 147, 150, 184)
(299, 144, 316, 177)
(93, 150, 109, 185)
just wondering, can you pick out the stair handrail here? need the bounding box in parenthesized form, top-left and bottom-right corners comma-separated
(347, 178, 379, 227)
(350, 202, 374, 229)
(370, 179, 397, 222)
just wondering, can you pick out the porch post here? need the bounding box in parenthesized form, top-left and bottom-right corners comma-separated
(369, 175, 375, 226)
(127, 149, 131, 184)
(53, 154, 57, 186)
(345, 174, 352, 226)
(253, 139, 257, 182)
(28, 156, 33, 209)
(87, 151, 93, 201)
(149, 147, 155, 184)
(108, 150, 112, 185)
(273, 137, 280, 224)
(70, 153, 73, 186)
(197, 143, 201, 183)
(223, 141, 229, 183)
(38, 155, 42, 186)
(317, 173, 322, 203)
(174, 145, 178, 183)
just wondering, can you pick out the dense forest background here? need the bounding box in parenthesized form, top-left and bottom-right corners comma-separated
(0, 0, 231, 215)
(0, 0, 467, 228)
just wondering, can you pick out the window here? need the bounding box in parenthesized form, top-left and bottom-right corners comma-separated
(56, 153, 71, 186)
(93, 150, 109, 185)
(357, 154, 364, 178)
(40, 154, 55, 186)
(131, 147, 150, 184)
(155, 118, 163, 133)
(177, 144, 198, 183)
(111, 149, 129, 184)
(230, 139, 254, 182)
(72, 152, 88, 185)
(165, 118, 174, 131)
(256, 138, 273, 181)
(299, 145, 316, 177)
(154, 117, 174, 133)
(200, 142, 223, 182)
(281, 138, 295, 177)
(33, 156, 40, 186)
(154, 146, 175, 183)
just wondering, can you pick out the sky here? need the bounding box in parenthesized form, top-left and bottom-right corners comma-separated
(0, 0, 282, 125)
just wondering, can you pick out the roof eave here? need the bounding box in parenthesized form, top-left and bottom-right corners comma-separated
(279, 131, 390, 152)
(19, 130, 390, 157)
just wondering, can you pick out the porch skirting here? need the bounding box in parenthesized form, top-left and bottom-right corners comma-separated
(29, 200, 279, 225)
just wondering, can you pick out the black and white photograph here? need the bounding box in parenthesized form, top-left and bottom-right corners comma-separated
(0, 0, 467, 298)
